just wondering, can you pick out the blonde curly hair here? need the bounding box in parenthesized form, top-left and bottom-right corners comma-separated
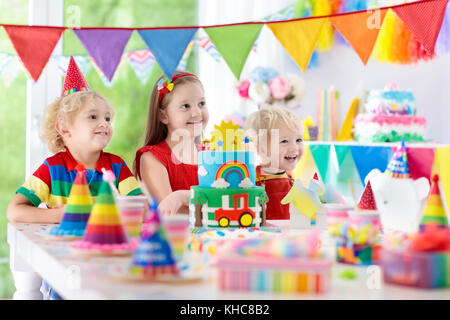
(244, 106, 302, 148)
(40, 91, 112, 154)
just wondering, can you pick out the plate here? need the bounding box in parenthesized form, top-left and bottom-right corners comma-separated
(108, 265, 204, 284)
(35, 227, 82, 241)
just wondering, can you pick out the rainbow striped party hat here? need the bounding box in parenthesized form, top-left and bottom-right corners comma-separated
(62, 56, 90, 97)
(129, 201, 179, 279)
(385, 140, 410, 178)
(419, 175, 449, 230)
(72, 170, 137, 254)
(50, 164, 93, 237)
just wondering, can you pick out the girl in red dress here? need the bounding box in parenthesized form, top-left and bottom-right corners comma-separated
(134, 71, 209, 215)
(244, 107, 303, 220)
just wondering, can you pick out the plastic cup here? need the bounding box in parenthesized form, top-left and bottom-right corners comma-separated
(116, 196, 147, 239)
(161, 214, 190, 262)
(325, 204, 353, 238)
(347, 210, 381, 245)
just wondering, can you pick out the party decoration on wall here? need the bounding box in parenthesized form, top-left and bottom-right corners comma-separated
(73, 29, 133, 82)
(125, 49, 155, 84)
(1, 0, 450, 83)
(138, 28, 197, 79)
(309, 144, 332, 183)
(268, 18, 327, 72)
(405, 147, 435, 185)
(419, 175, 448, 229)
(237, 66, 306, 109)
(317, 87, 339, 141)
(204, 24, 263, 79)
(3, 25, 65, 81)
(337, 97, 360, 141)
(436, 147, 450, 213)
(349, 145, 393, 186)
(366, 142, 430, 233)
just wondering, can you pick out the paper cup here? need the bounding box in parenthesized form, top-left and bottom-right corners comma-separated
(347, 210, 381, 245)
(325, 204, 353, 238)
(161, 214, 190, 262)
(116, 196, 147, 238)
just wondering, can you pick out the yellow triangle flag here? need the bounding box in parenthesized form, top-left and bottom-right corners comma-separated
(268, 18, 327, 72)
(293, 145, 320, 186)
(436, 147, 450, 213)
(337, 98, 360, 141)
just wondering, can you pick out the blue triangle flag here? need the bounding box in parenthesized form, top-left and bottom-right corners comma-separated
(138, 28, 197, 79)
(349, 145, 393, 186)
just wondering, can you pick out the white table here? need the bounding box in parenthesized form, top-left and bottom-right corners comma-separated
(7, 222, 450, 300)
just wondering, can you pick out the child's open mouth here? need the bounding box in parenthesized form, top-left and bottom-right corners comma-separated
(187, 120, 202, 125)
(94, 131, 108, 136)
(284, 155, 298, 162)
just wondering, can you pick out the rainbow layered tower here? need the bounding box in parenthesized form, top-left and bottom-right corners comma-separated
(71, 170, 137, 254)
(189, 121, 268, 228)
(50, 164, 93, 237)
(128, 205, 179, 279)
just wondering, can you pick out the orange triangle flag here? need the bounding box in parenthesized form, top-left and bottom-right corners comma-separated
(331, 9, 387, 65)
(268, 18, 327, 72)
(3, 25, 65, 81)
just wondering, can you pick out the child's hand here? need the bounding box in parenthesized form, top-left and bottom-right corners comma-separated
(50, 205, 66, 223)
(158, 190, 189, 215)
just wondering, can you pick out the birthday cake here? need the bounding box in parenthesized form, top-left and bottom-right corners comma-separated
(353, 83, 427, 142)
(189, 121, 268, 229)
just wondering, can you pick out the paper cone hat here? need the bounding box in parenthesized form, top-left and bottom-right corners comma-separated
(420, 175, 449, 230)
(357, 181, 377, 210)
(62, 56, 90, 96)
(129, 200, 179, 278)
(385, 140, 410, 178)
(50, 164, 93, 237)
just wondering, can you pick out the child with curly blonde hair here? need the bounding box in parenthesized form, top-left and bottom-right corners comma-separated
(244, 106, 304, 220)
(7, 57, 141, 224)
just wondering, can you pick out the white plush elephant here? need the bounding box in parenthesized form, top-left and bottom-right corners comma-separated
(365, 169, 430, 233)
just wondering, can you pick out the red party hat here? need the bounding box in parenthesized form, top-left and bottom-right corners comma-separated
(357, 181, 377, 210)
(313, 172, 319, 180)
(62, 56, 90, 96)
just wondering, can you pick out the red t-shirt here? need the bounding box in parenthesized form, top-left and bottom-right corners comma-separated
(135, 140, 198, 191)
(256, 166, 294, 220)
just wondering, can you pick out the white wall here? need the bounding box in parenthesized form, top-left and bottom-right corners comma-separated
(198, 0, 450, 144)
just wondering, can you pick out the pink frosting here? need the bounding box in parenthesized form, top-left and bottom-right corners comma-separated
(71, 238, 138, 253)
(354, 114, 426, 126)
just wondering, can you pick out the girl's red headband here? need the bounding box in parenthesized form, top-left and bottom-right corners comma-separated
(157, 73, 198, 106)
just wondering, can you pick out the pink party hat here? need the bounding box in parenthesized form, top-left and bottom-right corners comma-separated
(385, 140, 410, 178)
(62, 56, 91, 96)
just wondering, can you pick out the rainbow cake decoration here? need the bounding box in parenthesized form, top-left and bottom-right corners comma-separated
(189, 121, 268, 228)
(353, 83, 427, 142)
(215, 232, 332, 294)
(71, 170, 137, 254)
(50, 164, 92, 237)
(381, 174, 450, 288)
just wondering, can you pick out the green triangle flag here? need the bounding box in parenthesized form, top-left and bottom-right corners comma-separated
(204, 23, 263, 79)
(335, 145, 350, 167)
(309, 144, 331, 183)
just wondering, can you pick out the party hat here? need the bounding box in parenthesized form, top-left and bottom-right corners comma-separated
(419, 175, 449, 230)
(357, 181, 377, 210)
(50, 164, 93, 237)
(129, 199, 179, 279)
(62, 56, 91, 96)
(385, 140, 410, 178)
(71, 170, 137, 254)
(313, 172, 319, 180)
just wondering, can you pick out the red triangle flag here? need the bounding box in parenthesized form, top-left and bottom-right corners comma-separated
(392, 0, 449, 55)
(3, 25, 65, 81)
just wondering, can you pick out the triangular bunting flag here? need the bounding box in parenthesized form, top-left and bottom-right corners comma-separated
(334, 145, 350, 167)
(309, 144, 331, 183)
(293, 145, 320, 186)
(349, 145, 393, 185)
(3, 25, 65, 81)
(336, 147, 364, 205)
(204, 23, 263, 79)
(126, 49, 156, 84)
(392, 0, 449, 54)
(268, 18, 327, 72)
(406, 147, 435, 185)
(436, 147, 450, 216)
(419, 175, 448, 229)
(330, 9, 387, 64)
(138, 28, 197, 79)
(74, 29, 133, 82)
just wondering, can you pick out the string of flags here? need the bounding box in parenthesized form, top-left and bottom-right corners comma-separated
(0, 0, 449, 84)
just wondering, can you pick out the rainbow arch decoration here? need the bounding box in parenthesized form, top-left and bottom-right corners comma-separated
(215, 160, 250, 189)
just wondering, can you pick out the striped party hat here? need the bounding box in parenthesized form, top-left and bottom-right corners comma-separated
(50, 164, 93, 237)
(72, 170, 137, 254)
(62, 56, 90, 96)
(419, 175, 449, 230)
(385, 140, 410, 179)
